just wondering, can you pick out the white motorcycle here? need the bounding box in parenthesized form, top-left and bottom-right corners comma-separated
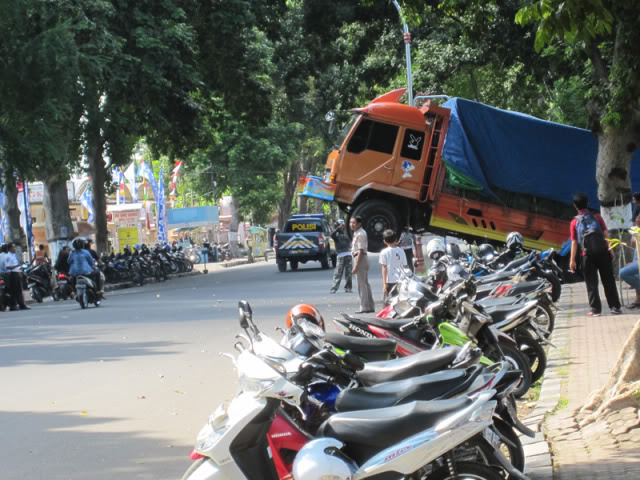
(181, 301, 528, 480)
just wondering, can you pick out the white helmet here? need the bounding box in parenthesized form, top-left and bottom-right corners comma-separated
(506, 231, 524, 250)
(293, 438, 356, 480)
(426, 238, 446, 260)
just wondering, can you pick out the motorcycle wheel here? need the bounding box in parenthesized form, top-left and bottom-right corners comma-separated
(52, 291, 60, 302)
(516, 331, 547, 384)
(32, 287, 43, 304)
(538, 269, 562, 302)
(428, 461, 506, 480)
(79, 292, 88, 309)
(290, 260, 299, 271)
(534, 302, 555, 338)
(497, 342, 532, 399)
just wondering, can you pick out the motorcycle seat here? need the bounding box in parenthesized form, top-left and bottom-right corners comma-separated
(324, 333, 396, 355)
(482, 304, 526, 323)
(476, 269, 521, 285)
(335, 365, 483, 412)
(317, 397, 473, 450)
(341, 312, 415, 331)
(357, 346, 461, 386)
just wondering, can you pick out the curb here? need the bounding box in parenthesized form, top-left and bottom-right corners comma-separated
(518, 285, 573, 480)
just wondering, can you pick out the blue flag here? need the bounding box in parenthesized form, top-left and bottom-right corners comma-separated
(156, 167, 169, 243)
(81, 187, 95, 223)
(139, 161, 159, 203)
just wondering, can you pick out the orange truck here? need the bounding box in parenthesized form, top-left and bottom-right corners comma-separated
(298, 88, 622, 253)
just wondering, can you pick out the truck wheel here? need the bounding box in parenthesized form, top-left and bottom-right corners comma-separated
(353, 200, 400, 253)
(290, 260, 299, 271)
(277, 261, 287, 272)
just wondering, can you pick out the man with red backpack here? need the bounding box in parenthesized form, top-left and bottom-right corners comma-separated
(569, 192, 622, 316)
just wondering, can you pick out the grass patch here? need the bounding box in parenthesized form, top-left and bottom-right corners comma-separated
(633, 388, 640, 407)
(556, 396, 568, 411)
(526, 378, 543, 403)
(556, 366, 569, 377)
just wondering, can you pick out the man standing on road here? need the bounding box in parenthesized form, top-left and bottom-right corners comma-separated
(5, 243, 29, 310)
(329, 219, 352, 293)
(397, 230, 415, 272)
(350, 216, 374, 313)
(569, 192, 622, 316)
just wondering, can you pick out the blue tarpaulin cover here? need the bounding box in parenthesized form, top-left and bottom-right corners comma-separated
(441, 97, 640, 208)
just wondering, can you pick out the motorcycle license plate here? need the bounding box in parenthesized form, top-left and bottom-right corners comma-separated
(59, 281, 67, 286)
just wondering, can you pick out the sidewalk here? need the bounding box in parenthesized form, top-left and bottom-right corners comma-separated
(541, 284, 640, 480)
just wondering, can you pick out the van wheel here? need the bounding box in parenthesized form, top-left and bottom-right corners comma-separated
(277, 261, 287, 272)
(353, 200, 400, 253)
(290, 260, 299, 271)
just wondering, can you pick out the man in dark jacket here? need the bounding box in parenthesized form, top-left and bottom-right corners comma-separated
(54, 246, 71, 275)
(329, 219, 352, 293)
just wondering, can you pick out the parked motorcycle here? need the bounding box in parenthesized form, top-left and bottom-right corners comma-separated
(55, 272, 73, 300)
(181, 301, 527, 480)
(26, 263, 55, 303)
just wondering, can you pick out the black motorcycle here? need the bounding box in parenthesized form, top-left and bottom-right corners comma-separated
(26, 263, 55, 303)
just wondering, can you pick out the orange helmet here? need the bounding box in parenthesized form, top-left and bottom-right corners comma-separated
(286, 304, 325, 331)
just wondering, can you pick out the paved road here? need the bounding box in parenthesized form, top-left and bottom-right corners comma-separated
(0, 257, 384, 479)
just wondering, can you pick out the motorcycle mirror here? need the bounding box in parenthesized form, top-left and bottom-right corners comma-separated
(342, 351, 365, 371)
(238, 300, 252, 330)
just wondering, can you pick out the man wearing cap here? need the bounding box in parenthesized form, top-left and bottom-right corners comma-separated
(350, 216, 375, 313)
(329, 219, 352, 293)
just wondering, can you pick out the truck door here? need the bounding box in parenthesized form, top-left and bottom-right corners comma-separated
(338, 118, 399, 187)
(391, 126, 426, 195)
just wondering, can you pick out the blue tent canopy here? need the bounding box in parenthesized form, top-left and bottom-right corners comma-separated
(441, 97, 640, 208)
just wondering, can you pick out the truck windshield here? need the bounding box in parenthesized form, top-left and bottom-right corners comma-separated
(335, 114, 360, 149)
(285, 220, 324, 233)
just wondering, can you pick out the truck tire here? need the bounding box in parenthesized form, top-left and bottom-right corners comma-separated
(277, 261, 287, 272)
(290, 260, 299, 271)
(353, 200, 400, 253)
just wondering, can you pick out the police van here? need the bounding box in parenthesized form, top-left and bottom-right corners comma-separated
(274, 214, 337, 272)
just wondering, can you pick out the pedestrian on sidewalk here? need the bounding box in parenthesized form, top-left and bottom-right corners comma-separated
(620, 215, 640, 308)
(569, 192, 622, 316)
(329, 219, 352, 293)
(350, 216, 374, 313)
(379, 229, 407, 303)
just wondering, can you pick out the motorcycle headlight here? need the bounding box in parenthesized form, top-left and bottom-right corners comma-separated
(195, 423, 227, 452)
(238, 374, 275, 393)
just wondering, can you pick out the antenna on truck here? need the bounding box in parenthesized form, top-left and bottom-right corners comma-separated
(392, 0, 413, 106)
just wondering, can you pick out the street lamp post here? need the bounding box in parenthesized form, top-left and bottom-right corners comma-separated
(392, 0, 414, 106)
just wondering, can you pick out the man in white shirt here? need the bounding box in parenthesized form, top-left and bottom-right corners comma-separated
(379, 229, 407, 303)
(5, 243, 29, 310)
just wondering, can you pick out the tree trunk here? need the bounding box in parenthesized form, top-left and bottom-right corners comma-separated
(595, 127, 635, 229)
(42, 173, 74, 263)
(228, 196, 240, 258)
(579, 318, 640, 425)
(469, 69, 481, 102)
(279, 162, 299, 230)
(2, 172, 26, 249)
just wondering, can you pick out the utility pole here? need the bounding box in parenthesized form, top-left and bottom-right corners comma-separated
(392, 0, 414, 106)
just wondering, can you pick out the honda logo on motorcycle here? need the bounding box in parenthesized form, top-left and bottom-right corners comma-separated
(348, 323, 374, 338)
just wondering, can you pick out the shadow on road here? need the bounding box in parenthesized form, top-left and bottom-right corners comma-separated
(0, 410, 190, 479)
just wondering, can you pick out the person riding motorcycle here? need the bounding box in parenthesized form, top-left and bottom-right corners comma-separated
(69, 238, 104, 296)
